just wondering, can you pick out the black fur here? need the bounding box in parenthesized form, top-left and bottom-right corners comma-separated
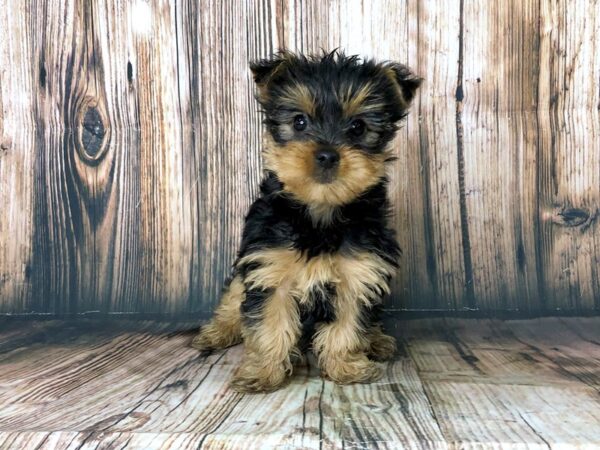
(298, 282, 337, 353)
(237, 172, 400, 264)
(308, 282, 337, 323)
(241, 287, 273, 325)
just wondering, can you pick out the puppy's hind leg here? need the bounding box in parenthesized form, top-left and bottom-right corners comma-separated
(192, 275, 244, 351)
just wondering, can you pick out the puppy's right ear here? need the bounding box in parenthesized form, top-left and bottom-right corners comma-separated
(250, 52, 293, 101)
(250, 58, 284, 84)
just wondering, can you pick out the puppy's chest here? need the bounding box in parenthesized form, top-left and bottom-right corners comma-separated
(288, 252, 343, 304)
(286, 214, 369, 256)
(293, 224, 346, 255)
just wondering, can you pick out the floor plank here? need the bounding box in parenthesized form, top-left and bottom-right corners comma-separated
(405, 318, 600, 449)
(1, 318, 600, 449)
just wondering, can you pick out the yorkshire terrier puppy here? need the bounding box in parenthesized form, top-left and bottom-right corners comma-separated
(192, 51, 421, 392)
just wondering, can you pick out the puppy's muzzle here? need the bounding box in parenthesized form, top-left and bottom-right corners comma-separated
(314, 148, 339, 183)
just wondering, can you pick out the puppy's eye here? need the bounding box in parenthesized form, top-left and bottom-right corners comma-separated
(293, 114, 308, 131)
(349, 119, 366, 137)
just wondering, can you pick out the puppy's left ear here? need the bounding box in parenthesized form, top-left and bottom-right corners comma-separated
(386, 63, 423, 106)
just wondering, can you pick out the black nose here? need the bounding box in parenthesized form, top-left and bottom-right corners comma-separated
(315, 148, 340, 169)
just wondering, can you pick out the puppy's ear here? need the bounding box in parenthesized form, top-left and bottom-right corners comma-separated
(385, 63, 423, 106)
(250, 52, 294, 103)
(249, 52, 293, 85)
(250, 58, 284, 85)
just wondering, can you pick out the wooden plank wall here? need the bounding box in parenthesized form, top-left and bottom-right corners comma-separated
(0, 0, 599, 315)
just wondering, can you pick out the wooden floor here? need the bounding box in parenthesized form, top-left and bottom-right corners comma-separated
(1, 318, 600, 449)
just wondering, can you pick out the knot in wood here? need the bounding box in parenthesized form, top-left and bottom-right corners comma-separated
(555, 207, 590, 227)
(82, 107, 105, 155)
(75, 100, 110, 165)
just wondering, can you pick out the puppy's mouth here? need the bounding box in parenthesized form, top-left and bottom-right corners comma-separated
(313, 148, 340, 184)
(313, 166, 338, 184)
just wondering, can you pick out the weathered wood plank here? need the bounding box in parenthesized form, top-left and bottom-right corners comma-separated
(536, 1, 600, 311)
(400, 0, 467, 309)
(321, 356, 447, 449)
(461, 1, 543, 311)
(0, 431, 208, 450)
(0, 329, 203, 432)
(0, 1, 36, 314)
(194, 356, 327, 449)
(503, 318, 600, 393)
(404, 318, 600, 448)
(191, 1, 264, 312)
(111, 0, 194, 314)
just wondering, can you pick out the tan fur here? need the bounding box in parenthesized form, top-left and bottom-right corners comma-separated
(235, 248, 395, 387)
(237, 248, 394, 311)
(231, 266, 302, 393)
(313, 313, 382, 384)
(195, 248, 396, 390)
(238, 248, 304, 295)
(280, 83, 316, 117)
(263, 136, 389, 224)
(340, 82, 373, 117)
(191, 275, 245, 351)
(339, 81, 393, 118)
(238, 248, 340, 305)
(366, 324, 398, 361)
(312, 251, 395, 383)
(335, 252, 395, 304)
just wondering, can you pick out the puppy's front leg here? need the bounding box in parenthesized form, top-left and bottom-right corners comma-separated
(230, 251, 302, 393)
(313, 252, 395, 384)
(192, 275, 244, 351)
(312, 300, 382, 384)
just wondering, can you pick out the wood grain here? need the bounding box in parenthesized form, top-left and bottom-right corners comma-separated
(3, 318, 600, 448)
(460, 0, 543, 311)
(0, 0, 599, 314)
(403, 0, 467, 310)
(536, 1, 600, 312)
(0, 1, 36, 313)
(404, 317, 600, 448)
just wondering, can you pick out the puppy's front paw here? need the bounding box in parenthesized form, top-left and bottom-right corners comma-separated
(230, 362, 289, 393)
(191, 323, 242, 352)
(322, 355, 383, 384)
(190, 331, 213, 352)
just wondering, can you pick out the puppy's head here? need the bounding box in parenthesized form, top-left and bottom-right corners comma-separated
(251, 50, 421, 211)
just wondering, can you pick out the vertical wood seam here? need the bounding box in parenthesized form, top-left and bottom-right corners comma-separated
(455, 0, 476, 309)
(318, 378, 324, 450)
(415, 0, 440, 308)
(534, 0, 547, 312)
